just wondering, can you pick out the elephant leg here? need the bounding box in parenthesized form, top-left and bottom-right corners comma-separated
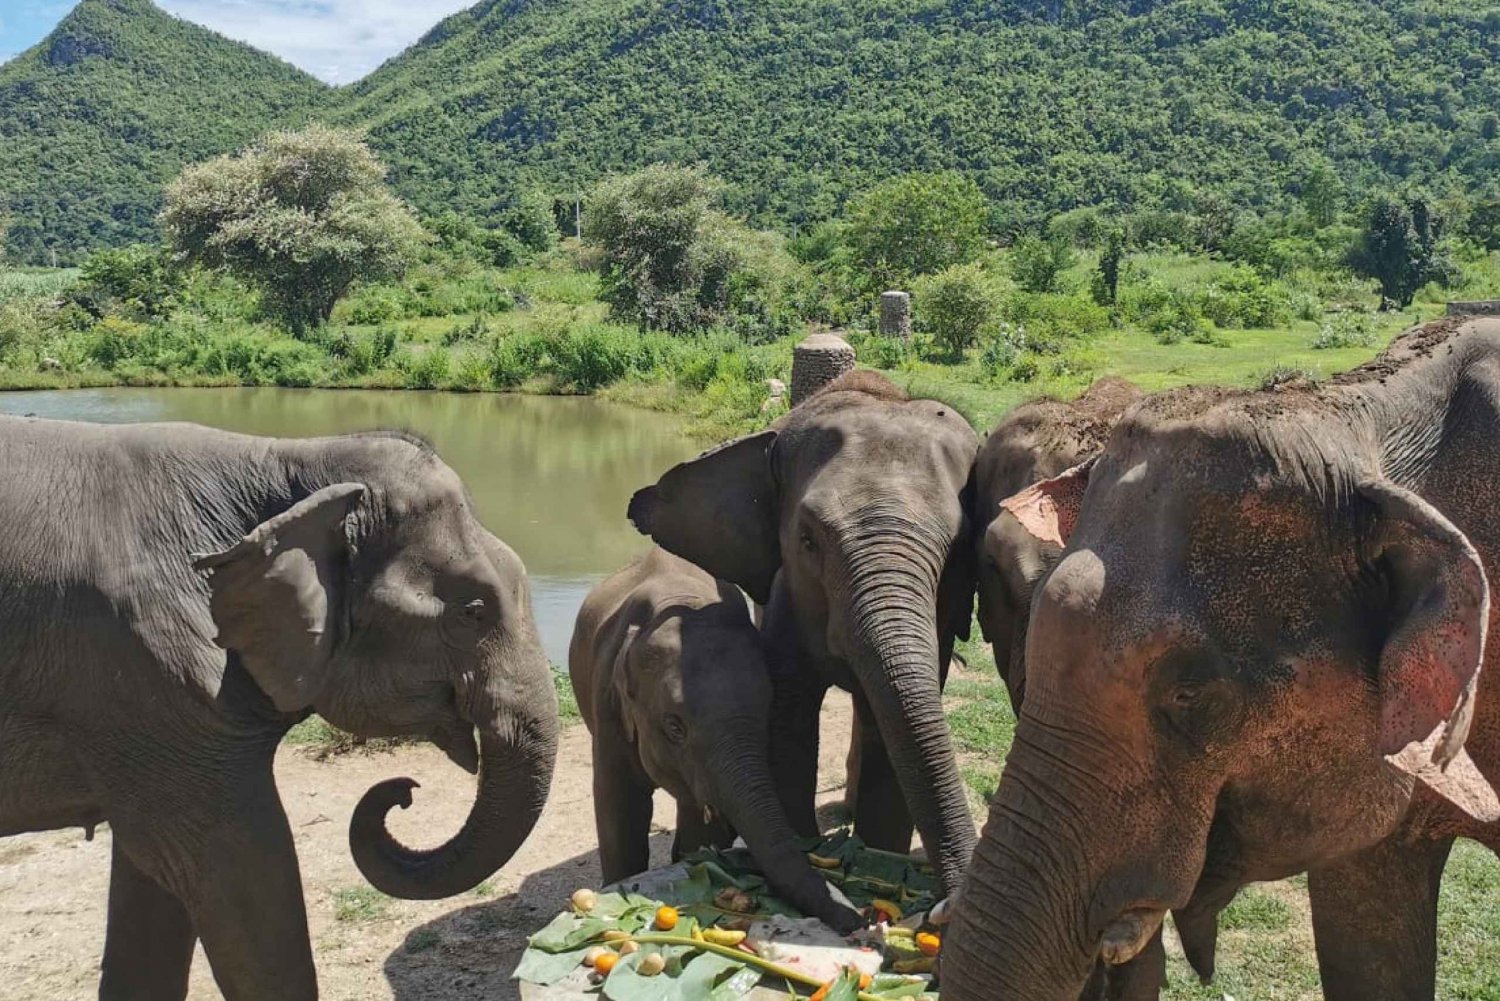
(1308, 833, 1454, 1001)
(594, 734, 655, 884)
(848, 687, 915, 854)
(100, 839, 196, 1001)
(841, 702, 862, 819)
(766, 671, 825, 838)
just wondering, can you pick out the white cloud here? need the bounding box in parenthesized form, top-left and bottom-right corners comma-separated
(157, 0, 475, 84)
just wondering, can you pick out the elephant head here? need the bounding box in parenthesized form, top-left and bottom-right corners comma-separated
(975, 379, 1139, 710)
(613, 580, 866, 933)
(195, 439, 559, 900)
(629, 371, 980, 894)
(942, 389, 1500, 999)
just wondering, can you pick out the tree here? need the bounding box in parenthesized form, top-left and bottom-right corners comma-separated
(845, 172, 988, 284)
(1091, 228, 1127, 306)
(161, 125, 425, 333)
(1299, 163, 1343, 228)
(584, 165, 800, 335)
(1466, 199, 1500, 252)
(1010, 233, 1076, 293)
(1348, 193, 1454, 308)
(915, 262, 999, 357)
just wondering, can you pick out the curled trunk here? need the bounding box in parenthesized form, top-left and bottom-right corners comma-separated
(349, 704, 559, 900)
(847, 554, 977, 896)
(709, 721, 865, 934)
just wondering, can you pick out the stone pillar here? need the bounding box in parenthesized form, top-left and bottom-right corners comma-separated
(791, 333, 857, 406)
(879, 290, 912, 340)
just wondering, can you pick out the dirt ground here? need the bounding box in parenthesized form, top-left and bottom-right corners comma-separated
(0, 693, 858, 1001)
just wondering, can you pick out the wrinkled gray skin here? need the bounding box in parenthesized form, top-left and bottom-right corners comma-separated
(0, 418, 559, 1001)
(630, 371, 980, 896)
(976, 377, 1141, 711)
(570, 547, 865, 933)
(944, 320, 1500, 1000)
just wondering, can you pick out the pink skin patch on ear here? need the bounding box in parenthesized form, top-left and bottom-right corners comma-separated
(999, 464, 1090, 548)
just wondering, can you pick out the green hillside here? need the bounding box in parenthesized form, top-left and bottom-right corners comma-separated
(0, 0, 329, 264)
(337, 0, 1500, 227)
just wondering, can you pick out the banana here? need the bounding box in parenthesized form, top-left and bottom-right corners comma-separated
(702, 928, 748, 946)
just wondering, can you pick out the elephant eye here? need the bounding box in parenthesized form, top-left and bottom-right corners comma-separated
(663, 714, 688, 745)
(799, 532, 817, 554)
(459, 598, 487, 625)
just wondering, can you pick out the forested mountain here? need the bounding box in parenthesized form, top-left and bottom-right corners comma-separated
(336, 0, 1500, 229)
(0, 0, 328, 264)
(6, 0, 1500, 263)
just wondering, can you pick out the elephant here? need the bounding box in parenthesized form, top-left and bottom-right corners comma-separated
(0, 417, 560, 1001)
(942, 318, 1500, 1000)
(975, 377, 1141, 710)
(569, 546, 865, 933)
(629, 369, 980, 897)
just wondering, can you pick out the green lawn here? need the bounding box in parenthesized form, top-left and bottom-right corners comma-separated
(944, 637, 1500, 999)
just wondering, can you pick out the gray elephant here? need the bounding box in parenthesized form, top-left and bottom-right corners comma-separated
(0, 418, 559, 1000)
(629, 370, 980, 897)
(942, 319, 1500, 1000)
(569, 547, 865, 933)
(975, 377, 1140, 710)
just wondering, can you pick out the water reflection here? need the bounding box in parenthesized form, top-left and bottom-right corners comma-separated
(0, 388, 698, 661)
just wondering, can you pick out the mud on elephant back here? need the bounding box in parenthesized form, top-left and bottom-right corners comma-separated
(0, 419, 559, 1001)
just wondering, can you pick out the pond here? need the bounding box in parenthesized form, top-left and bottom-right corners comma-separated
(0, 388, 699, 662)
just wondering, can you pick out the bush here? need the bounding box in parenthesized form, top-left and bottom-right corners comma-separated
(585, 165, 806, 334)
(161, 125, 426, 333)
(75, 245, 179, 319)
(398, 347, 452, 389)
(844, 172, 988, 285)
(1002, 291, 1109, 344)
(489, 332, 549, 388)
(1009, 235, 1076, 294)
(1312, 310, 1377, 349)
(914, 262, 999, 356)
(1199, 265, 1294, 329)
(977, 322, 1028, 380)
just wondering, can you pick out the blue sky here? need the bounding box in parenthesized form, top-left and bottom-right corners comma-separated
(0, 0, 474, 83)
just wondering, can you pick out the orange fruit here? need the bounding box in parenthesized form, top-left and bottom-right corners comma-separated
(809, 982, 832, 1001)
(916, 931, 941, 956)
(654, 905, 679, 931)
(593, 951, 619, 974)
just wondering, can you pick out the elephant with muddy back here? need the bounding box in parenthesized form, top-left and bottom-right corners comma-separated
(944, 319, 1500, 1000)
(629, 370, 981, 897)
(0, 418, 559, 1000)
(570, 546, 865, 932)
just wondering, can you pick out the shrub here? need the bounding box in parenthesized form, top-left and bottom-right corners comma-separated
(1009, 235, 1076, 294)
(915, 262, 999, 356)
(977, 322, 1028, 380)
(1002, 292, 1109, 344)
(398, 348, 452, 389)
(489, 332, 548, 388)
(585, 166, 805, 334)
(75, 245, 179, 319)
(844, 172, 988, 284)
(161, 125, 426, 333)
(551, 324, 638, 391)
(1312, 311, 1378, 349)
(1199, 265, 1294, 329)
(860, 335, 914, 370)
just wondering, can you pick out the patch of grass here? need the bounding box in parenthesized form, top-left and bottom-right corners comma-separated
(406, 928, 442, 953)
(283, 715, 413, 757)
(1219, 887, 1293, 932)
(472, 880, 496, 898)
(553, 668, 581, 724)
(944, 677, 1015, 756)
(333, 885, 390, 923)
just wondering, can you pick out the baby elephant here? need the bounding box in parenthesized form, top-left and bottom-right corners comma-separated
(571, 547, 864, 933)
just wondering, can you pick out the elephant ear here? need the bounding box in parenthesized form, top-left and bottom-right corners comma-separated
(193, 483, 367, 713)
(628, 430, 781, 604)
(1361, 479, 1499, 822)
(999, 458, 1094, 549)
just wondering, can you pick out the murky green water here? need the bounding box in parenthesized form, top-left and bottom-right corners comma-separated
(0, 388, 697, 661)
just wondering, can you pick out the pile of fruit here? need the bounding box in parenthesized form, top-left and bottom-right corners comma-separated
(513, 831, 944, 1000)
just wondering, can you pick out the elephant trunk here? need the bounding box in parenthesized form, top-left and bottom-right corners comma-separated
(708, 719, 865, 934)
(845, 537, 976, 895)
(942, 730, 1099, 1000)
(348, 673, 560, 900)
